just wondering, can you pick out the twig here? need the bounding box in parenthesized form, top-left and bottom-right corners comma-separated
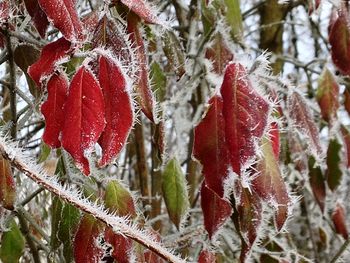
(0, 135, 186, 263)
(330, 238, 350, 263)
(21, 187, 45, 206)
(16, 209, 41, 263)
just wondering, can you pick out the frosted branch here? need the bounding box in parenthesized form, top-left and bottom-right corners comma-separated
(0, 135, 186, 263)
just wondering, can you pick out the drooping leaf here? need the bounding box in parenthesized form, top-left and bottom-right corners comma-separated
(205, 33, 233, 75)
(198, 249, 216, 263)
(98, 55, 133, 167)
(104, 180, 136, 262)
(41, 72, 69, 148)
(329, 7, 350, 76)
(193, 95, 230, 197)
(127, 13, 156, 122)
(223, 0, 243, 40)
(81, 11, 99, 36)
(73, 214, 104, 263)
(38, 0, 83, 42)
(104, 180, 136, 218)
(24, 0, 49, 37)
(220, 62, 270, 174)
(162, 31, 185, 78)
(252, 137, 289, 231)
(13, 44, 41, 98)
(308, 157, 326, 212)
(332, 202, 348, 239)
(142, 230, 164, 263)
(58, 203, 81, 263)
(91, 15, 132, 63)
(201, 183, 232, 238)
(162, 158, 190, 228)
(105, 228, 133, 263)
(28, 37, 72, 87)
(120, 0, 162, 24)
(341, 125, 350, 168)
(38, 142, 51, 163)
(232, 183, 262, 261)
(287, 91, 323, 158)
(0, 156, 16, 210)
(316, 68, 339, 122)
(150, 62, 166, 102)
(326, 138, 342, 191)
(51, 195, 63, 250)
(0, 220, 25, 263)
(61, 66, 105, 175)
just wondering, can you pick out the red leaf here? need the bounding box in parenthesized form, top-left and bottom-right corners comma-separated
(0, 1, 9, 25)
(0, 157, 16, 210)
(198, 250, 216, 263)
(41, 72, 69, 148)
(74, 214, 104, 263)
(329, 7, 350, 76)
(61, 66, 105, 175)
(81, 11, 99, 35)
(24, 0, 49, 37)
(232, 183, 262, 262)
(120, 0, 161, 24)
(270, 122, 280, 160)
(193, 95, 230, 197)
(287, 91, 323, 158)
(220, 63, 269, 175)
(252, 136, 289, 231)
(91, 15, 132, 63)
(28, 37, 72, 87)
(344, 89, 350, 116)
(127, 14, 156, 122)
(332, 202, 349, 239)
(143, 230, 164, 263)
(38, 0, 83, 42)
(316, 68, 339, 122)
(201, 183, 232, 239)
(98, 55, 133, 166)
(105, 228, 132, 263)
(341, 125, 350, 168)
(0, 2, 9, 48)
(205, 33, 233, 75)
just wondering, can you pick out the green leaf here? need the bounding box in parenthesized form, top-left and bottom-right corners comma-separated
(308, 157, 326, 212)
(162, 31, 185, 78)
(51, 195, 63, 250)
(58, 203, 80, 263)
(223, 0, 243, 40)
(38, 142, 51, 163)
(105, 180, 136, 218)
(150, 62, 166, 102)
(326, 139, 343, 191)
(14, 44, 41, 98)
(162, 158, 189, 228)
(0, 220, 25, 263)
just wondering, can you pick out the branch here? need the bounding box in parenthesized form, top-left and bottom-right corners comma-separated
(0, 135, 185, 263)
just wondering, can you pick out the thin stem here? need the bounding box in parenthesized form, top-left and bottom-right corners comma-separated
(16, 209, 41, 263)
(21, 187, 45, 206)
(3, 30, 17, 139)
(330, 238, 350, 263)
